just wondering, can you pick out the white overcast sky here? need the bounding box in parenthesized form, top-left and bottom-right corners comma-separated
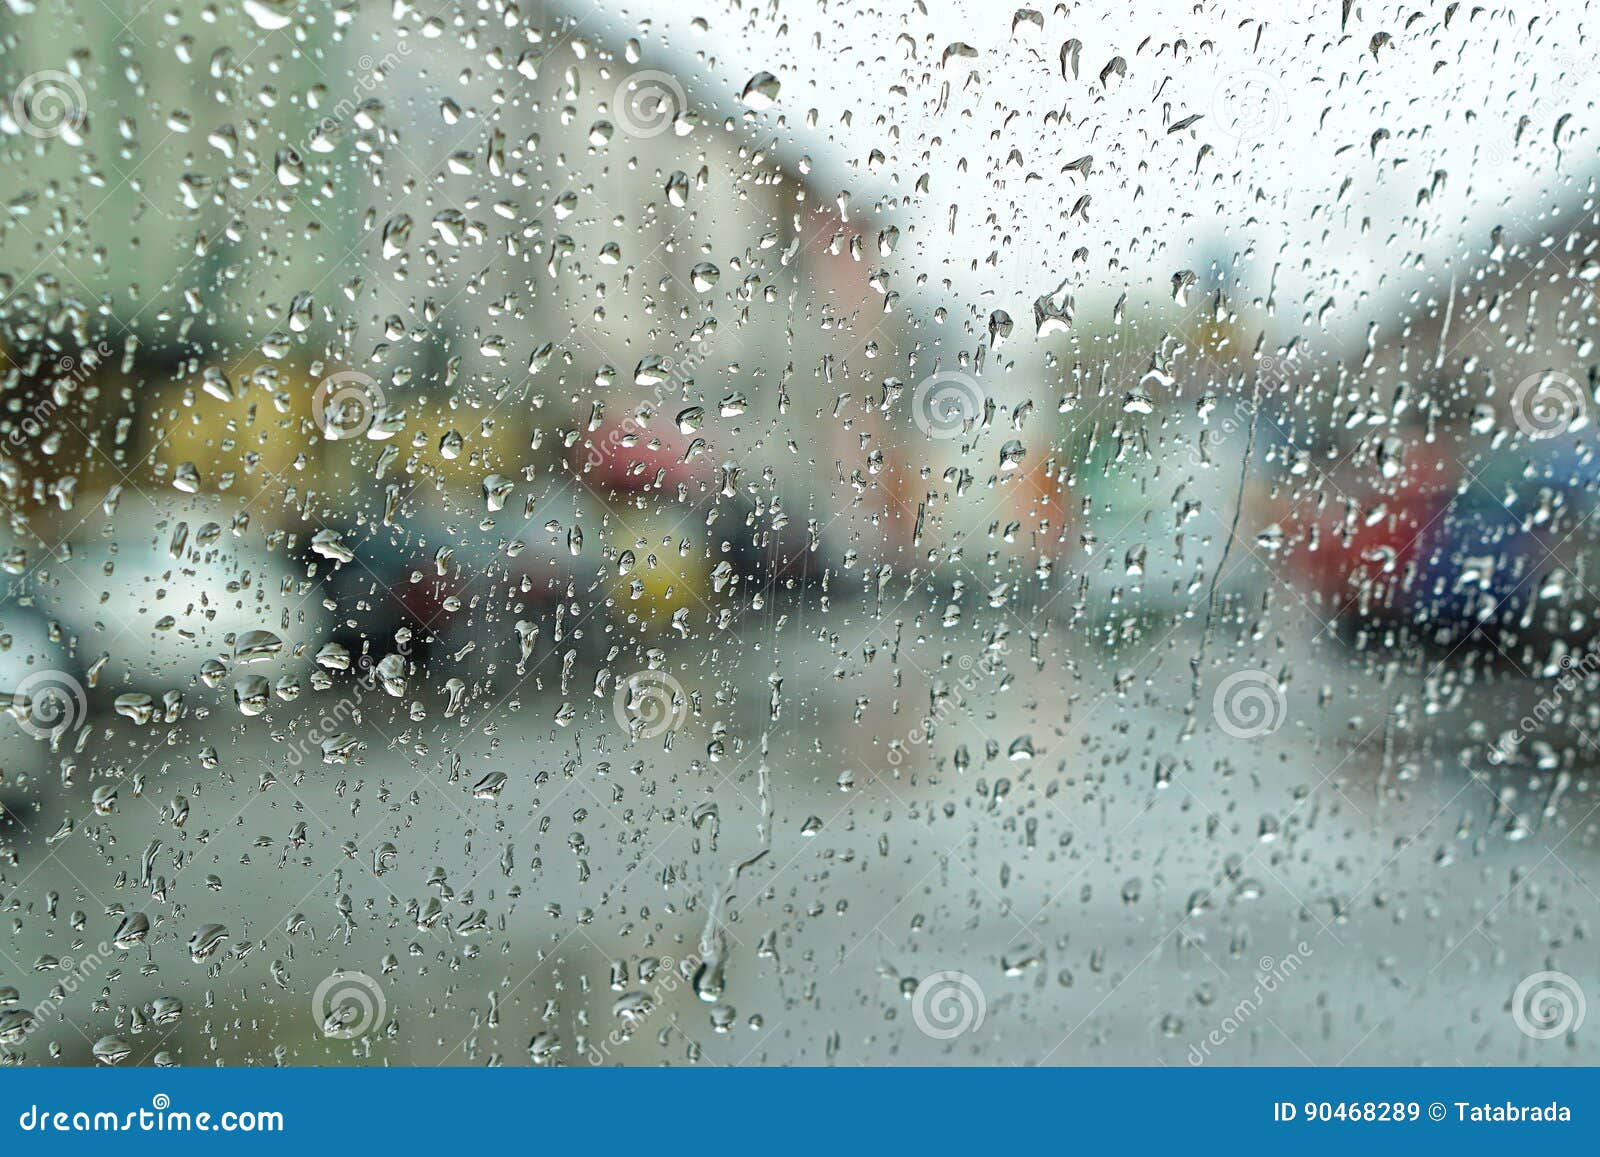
(572, 0, 1600, 348)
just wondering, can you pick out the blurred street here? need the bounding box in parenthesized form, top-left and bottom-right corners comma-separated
(10, 607, 1596, 1066)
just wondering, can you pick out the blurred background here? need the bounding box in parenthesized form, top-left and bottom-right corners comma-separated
(0, 0, 1598, 1065)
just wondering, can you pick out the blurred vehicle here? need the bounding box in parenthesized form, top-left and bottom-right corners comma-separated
(1281, 425, 1600, 657)
(579, 412, 716, 640)
(26, 489, 331, 698)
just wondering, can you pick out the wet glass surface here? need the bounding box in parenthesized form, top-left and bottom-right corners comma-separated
(0, 0, 1596, 1066)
